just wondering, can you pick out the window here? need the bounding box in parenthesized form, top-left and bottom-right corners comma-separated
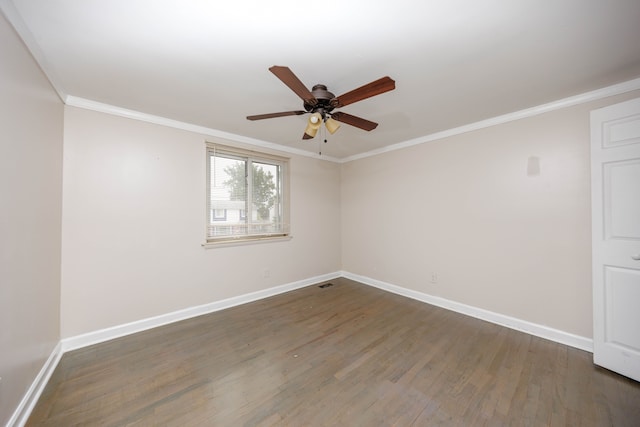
(206, 143, 289, 244)
(212, 209, 227, 221)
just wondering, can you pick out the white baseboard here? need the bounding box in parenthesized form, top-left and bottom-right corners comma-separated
(61, 270, 593, 354)
(61, 271, 341, 352)
(341, 271, 593, 353)
(7, 342, 63, 427)
(11, 270, 592, 426)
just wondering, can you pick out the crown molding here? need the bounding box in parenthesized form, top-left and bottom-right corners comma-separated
(65, 96, 341, 163)
(67, 75, 640, 165)
(0, 0, 67, 102)
(341, 77, 640, 163)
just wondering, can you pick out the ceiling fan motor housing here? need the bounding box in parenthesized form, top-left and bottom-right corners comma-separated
(304, 84, 336, 118)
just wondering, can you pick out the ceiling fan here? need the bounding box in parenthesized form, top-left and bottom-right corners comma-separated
(247, 66, 395, 140)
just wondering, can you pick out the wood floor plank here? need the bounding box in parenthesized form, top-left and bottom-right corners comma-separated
(27, 278, 640, 426)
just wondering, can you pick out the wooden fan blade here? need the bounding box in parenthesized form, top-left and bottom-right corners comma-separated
(247, 111, 306, 120)
(331, 111, 378, 131)
(269, 66, 317, 106)
(332, 76, 395, 108)
(302, 132, 314, 140)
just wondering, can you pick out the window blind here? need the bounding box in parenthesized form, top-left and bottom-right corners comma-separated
(206, 143, 289, 243)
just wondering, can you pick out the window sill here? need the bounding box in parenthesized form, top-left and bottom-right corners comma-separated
(201, 235, 292, 249)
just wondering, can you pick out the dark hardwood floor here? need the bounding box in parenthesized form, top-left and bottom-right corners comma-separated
(27, 278, 640, 426)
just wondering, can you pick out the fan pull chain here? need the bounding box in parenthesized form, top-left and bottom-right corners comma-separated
(323, 119, 327, 145)
(318, 124, 329, 155)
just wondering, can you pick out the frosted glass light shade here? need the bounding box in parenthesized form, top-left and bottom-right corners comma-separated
(325, 117, 340, 134)
(304, 113, 322, 137)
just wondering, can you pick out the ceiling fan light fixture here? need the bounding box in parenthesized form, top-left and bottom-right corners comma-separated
(309, 113, 321, 124)
(325, 117, 340, 134)
(304, 112, 323, 138)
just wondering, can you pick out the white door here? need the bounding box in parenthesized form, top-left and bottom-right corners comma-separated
(591, 97, 640, 382)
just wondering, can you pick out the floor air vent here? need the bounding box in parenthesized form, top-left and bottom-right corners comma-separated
(318, 283, 334, 289)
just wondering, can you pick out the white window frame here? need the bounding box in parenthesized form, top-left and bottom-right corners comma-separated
(204, 142, 290, 247)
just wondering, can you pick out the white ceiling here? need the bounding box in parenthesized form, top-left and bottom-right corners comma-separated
(4, 0, 640, 160)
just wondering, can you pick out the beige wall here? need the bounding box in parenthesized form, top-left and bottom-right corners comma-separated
(342, 91, 640, 339)
(0, 12, 63, 425)
(60, 107, 341, 337)
(3, 3, 640, 418)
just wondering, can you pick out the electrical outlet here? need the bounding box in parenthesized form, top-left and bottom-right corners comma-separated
(430, 272, 438, 284)
(263, 269, 270, 279)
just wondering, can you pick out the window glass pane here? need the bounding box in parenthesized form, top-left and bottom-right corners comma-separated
(209, 155, 246, 237)
(250, 161, 280, 235)
(206, 144, 288, 244)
